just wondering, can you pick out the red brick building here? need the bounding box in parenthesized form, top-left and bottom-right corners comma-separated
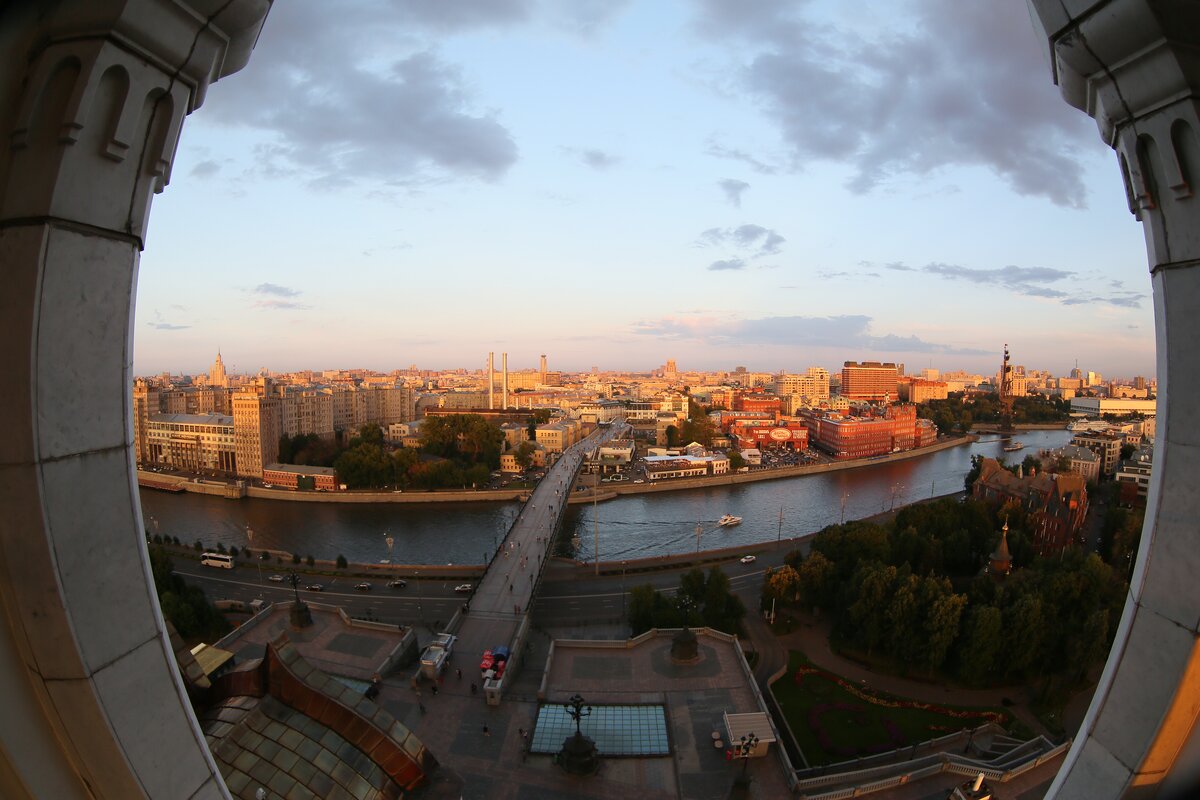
(729, 421, 809, 451)
(731, 392, 783, 415)
(971, 458, 1088, 556)
(801, 405, 935, 459)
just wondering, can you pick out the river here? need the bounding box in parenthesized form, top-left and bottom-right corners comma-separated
(139, 429, 1072, 565)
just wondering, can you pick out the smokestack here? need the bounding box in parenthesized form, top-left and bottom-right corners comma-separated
(487, 352, 494, 409)
(540, 354, 547, 378)
(502, 352, 509, 409)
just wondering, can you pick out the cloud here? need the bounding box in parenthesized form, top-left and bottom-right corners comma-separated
(718, 178, 750, 207)
(147, 322, 190, 331)
(884, 262, 917, 272)
(706, 142, 781, 175)
(698, 223, 785, 256)
(199, 2, 519, 187)
(1062, 292, 1145, 308)
(919, 262, 1074, 298)
(565, 147, 620, 170)
(253, 299, 312, 311)
(633, 311, 989, 354)
(689, 0, 1096, 207)
(708, 258, 746, 271)
(189, 160, 220, 178)
(254, 283, 302, 298)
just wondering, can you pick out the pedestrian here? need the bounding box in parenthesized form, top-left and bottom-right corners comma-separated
(419, 702, 426, 714)
(470, 682, 477, 695)
(456, 667, 462, 680)
(415, 688, 422, 699)
(431, 684, 438, 696)
(518, 727, 525, 739)
(483, 724, 490, 737)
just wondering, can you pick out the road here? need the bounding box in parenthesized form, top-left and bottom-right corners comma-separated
(174, 560, 469, 628)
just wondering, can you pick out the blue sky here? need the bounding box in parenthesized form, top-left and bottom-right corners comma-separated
(134, 0, 1155, 379)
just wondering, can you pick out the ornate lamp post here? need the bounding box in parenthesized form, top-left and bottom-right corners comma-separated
(285, 570, 312, 629)
(384, 533, 394, 564)
(246, 524, 262, 595)
(557, 693, 599, 775)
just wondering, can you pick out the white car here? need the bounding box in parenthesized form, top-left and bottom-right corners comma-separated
(268, 574, 285, 582)
(454, 584, 473, 594)
(740, 555, 757, 564)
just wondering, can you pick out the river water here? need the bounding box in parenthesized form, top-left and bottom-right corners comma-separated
(140, 430, 1071, 565)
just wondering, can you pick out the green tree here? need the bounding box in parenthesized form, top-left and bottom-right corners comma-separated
(847, 563, 898, 655)
(336, 554, 348, 569)
(514, 440, 537, 470)
(728, 451, 746, 470)
(924, 591, 967, 675)
(795, 551, 837, 611)
(305, 554, 315, 567)
(957, 606, 1003, 685)
(292, 552, 301, 565)
(665, 425, 679, 447)
(764, 565, 801, 605)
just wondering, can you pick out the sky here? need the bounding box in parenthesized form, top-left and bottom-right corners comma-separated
(133, 0, 1156, 380)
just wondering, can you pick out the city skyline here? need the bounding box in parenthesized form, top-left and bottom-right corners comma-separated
(134, 0, 1154, 377)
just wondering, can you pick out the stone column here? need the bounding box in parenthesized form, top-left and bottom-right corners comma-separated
(1027, 1, 1200, 795)
(0, 3, 269, 798)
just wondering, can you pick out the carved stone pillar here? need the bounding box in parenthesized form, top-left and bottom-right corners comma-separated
(1027, 1, 1200, 795)
(0, 3, 269, 798)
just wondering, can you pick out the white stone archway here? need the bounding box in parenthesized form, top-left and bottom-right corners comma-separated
(0, 1, 1196, 797)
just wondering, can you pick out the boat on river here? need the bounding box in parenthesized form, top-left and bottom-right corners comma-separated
(718, 514, 742, 527)
(1002, 441, 1025, 452)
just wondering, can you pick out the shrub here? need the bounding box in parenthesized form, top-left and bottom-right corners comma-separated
(292, 553, 301, 565)
(305, 554, 315, 567)
(336, 554, 348, 569)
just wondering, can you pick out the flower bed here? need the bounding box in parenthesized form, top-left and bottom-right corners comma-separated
(773, 652, 1010, 765)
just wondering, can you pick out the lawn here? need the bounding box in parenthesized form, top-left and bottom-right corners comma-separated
(772, 651, 1010, 765)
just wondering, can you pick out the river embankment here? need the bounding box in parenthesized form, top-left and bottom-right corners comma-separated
(138, 434, 978, 506)
(566, 434, 977, 505)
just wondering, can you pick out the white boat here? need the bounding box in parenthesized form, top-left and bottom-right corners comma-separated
(1002, 441, 1025, 452)
(718, 514, 742, 527)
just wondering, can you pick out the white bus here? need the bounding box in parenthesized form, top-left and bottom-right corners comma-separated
(200, 552, 234, 569)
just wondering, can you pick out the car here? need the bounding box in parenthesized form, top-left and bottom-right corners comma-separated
(633, 479, 645, 484)
(305, 583, 324, 591)
(354, 582, 372, 591)
(740, 555, 757, 564)
(268, 574, 285, 582)
(454, 583, 473, 594)
(387, 578, 407, 589)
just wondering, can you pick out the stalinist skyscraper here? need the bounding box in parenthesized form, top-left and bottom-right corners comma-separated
(210, 350, 228, 388)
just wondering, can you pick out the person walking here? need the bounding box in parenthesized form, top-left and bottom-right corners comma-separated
(470, 682, 477, 695)
(456, 667, 462, 680)
(431, 684, 438, 697)
(483, 724, 490, 737)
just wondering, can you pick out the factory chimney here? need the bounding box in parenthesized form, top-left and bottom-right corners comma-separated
(487, 352, 494, 409)
(502, 353, 509, 409)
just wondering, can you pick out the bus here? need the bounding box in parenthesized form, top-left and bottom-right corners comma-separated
(200, 552, 234, 569)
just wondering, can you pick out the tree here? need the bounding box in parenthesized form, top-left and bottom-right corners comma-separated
(514, 440, 537, 470)
(728, 451, 746, 470)
(957, 606, 1003, 685)
(292, 552, 301, 564)
(665, 425, 679, 447)
(924, 591, 967, 675)
(1120, 443, 1136, 461)
(305, 554, 315, 567)
(336, 554, 348, 569)
(764, 565, 801, 605)
(795, 551, 837, 611)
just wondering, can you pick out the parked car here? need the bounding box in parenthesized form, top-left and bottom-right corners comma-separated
(268, 574, 285, 582)
(454, 584, 473, 594)
(354, 582, 372, 592)
(739, 555, 756, 565)
(388, 579, 407, 589)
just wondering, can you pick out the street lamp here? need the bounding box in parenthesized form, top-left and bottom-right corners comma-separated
(383, 532, 394, 564)
(695, 522, 703, 554)
(840, 492, 849, 525)
(246, 524, 262, 595)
